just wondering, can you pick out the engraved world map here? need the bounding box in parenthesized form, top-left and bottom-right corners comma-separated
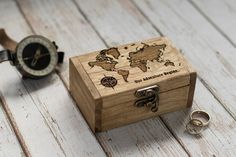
(88, 42, 174, 83)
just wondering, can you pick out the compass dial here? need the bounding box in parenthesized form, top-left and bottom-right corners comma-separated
(101, 76, 117, 88)
(16, 35, 58, 77)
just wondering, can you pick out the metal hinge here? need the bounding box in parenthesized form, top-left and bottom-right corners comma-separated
(134, 85, 159, 112)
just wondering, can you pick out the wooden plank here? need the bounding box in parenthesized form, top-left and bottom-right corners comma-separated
(190, 0, 236, 47)
(76, 0, 160, 46)
(100, 79, 236, 156)
(16, 0, 106, 86)
(16, 0, 190, 156)
(162, 80, 236, 156)
(74, 0, 236, 156)
(0, 0, 106, 156)
(133, 0, 236, 118)
(98, 118, 188, 157)
(0, 102, 25, 157)
(17, 0, 236, 155)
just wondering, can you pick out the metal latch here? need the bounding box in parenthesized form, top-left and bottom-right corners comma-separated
(134, 85, 159, 112)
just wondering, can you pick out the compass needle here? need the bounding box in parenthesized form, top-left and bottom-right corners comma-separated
(31, 47, 41, 66)
(38, 53, 50, 59)
(23, 56, 33, 61)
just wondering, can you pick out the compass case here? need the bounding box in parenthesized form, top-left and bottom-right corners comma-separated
(69, 37, 197, 132)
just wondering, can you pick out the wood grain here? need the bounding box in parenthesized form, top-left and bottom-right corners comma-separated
(101, 86, 190, 131)
(70, 58, 103, 132)
(78, 37, 191, 98)
(0, 0, 106, 156)
(133, 0, 236, 119)
(75, 0, 236, 156)
(16, 0, 191, 156)
(0, 102, 25, 157)
(191, 0, 236, 46)
(3, 0, 235, 156)
(162, 79, 236, 156)
(71, 37, 195, 131)
(16, 0, 106, 86)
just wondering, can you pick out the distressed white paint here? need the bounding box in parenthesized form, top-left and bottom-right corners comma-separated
(134, 0, 236, 117)
(16, 0, 107, 85)
(0, 103, 24, 157)
(1, 0, 236, 156)
(16, 0, 190, 156)
(76, 0, 236, 156)
(0, 0, 106, 156)
(162, 80, 236, 156)
(191, 0, 236, 46)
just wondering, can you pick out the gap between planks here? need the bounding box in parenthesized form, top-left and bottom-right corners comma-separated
(61, 1, 191, 156)
(13, 0, 108, 155)
(65, 0, 236, 155)
(131, 0, 236, 121)
(132, 0, 236, 121)
(189, 0, 236, 48)
(0, 0, 107, 156)
(68, 4, 190, 155)
(0, 95, 31, 157)
(71, 0, 236, 156)
(11, 0, 236, 156)
(0, 99, 25, 157)
(14, 0, 191, 155)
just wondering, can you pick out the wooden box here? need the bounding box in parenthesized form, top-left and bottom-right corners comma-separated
(69, 37, 196, 132)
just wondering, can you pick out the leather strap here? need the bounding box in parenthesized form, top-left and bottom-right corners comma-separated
(57, 51, 64, 63)
(0, 50, 12, 63)
(0, 29, 18, 52)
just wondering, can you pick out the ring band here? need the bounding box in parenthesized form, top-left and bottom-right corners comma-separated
(186, 119, 203, 135)
(190, 110, 210, 126)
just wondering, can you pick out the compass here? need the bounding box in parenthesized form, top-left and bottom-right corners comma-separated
(101, 76, 117, 88)
(0, 29, 64, 79)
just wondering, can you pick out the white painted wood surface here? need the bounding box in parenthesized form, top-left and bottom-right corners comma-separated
(73, 0, 236, 156)
(0, 0, 106, 157)
(134, 0, 236, 118)
(16, 0, 191, 156)
(162, 80, 236, 156)
(191, 0, 236, 46)
(16, 0, 107, 85)
(0, 0, 235, 156)
(0, 102, 24, 157)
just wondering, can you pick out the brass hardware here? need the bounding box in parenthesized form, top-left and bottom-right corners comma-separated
(134, 85, 159, 112)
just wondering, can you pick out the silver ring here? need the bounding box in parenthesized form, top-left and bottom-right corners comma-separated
(190, 110, 210, 126)
(186, 119, 204, 135)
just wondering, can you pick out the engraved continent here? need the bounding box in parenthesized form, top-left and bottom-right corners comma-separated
(117, 69, 129, 82)
(88, 47, 129, 82)
(128, 43, 168, 72)
(106, 47, 120, 59)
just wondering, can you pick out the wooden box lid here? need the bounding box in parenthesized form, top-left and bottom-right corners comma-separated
(71, 37, 195, 108)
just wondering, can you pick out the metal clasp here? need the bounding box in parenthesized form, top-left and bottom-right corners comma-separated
(134, 85, 159, 112)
